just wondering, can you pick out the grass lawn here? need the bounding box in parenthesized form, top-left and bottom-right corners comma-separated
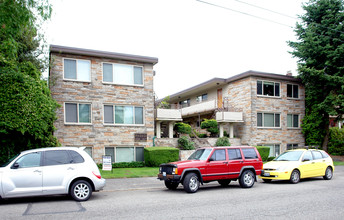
(334, 161, 344, 166)
(100, 167, 159, 179)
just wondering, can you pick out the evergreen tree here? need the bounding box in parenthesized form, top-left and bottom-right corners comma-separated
(288, 0, 344, 151)
(0, 0, 59, 163)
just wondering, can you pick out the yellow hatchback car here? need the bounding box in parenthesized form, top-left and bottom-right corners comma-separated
(260, 149, 334, 184)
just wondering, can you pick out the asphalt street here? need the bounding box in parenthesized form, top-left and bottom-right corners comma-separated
(1, 166, 343, 220)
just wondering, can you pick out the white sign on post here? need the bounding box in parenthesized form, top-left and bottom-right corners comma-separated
(102, 155, 112, 171)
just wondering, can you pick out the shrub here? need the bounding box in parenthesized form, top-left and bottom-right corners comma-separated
(144, 147, 179, 167)
(97, 161, 145, 169)
(267, 157, 275, 161)
(256, 146, 270, 161)
(216, 137, 230, 146)
(178, 136, 195, 150)
(174, 122, 192, 135)
(328, 127, 344, 155)
(201, 119, 219, 136)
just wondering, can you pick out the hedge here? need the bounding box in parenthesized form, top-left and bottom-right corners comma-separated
(144, 147, 179, 167)
(328, 127, 344, 156)
(256, 146, 270, 161)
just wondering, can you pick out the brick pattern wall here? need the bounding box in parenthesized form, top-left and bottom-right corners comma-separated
(226, 76, 305, 153)
(50, 53, 155, 163)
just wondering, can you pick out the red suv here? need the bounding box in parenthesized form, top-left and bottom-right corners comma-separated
(158, 146, 263, 193)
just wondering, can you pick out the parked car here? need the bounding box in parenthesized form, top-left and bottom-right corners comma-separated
(157, 146, 263, 193)
(260, 149, 334, 184)
(0, 147, 105, 201)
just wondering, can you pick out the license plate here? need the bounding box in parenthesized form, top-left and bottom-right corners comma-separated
(163, 172, 166, 177)
(263, 172, 270, 177)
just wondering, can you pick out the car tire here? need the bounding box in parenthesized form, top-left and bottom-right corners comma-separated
(289, 169, 300, 184)
(323, 167, 333, 180)
(262, 179, 272, 183)
(164, 180, 179, 190)
(70, 180, 92, 202)
(218, 179, 231, 187)
(239, 170, 255, 188)
(183, 173, 200, 193)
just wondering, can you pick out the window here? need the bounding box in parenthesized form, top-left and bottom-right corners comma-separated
(242, 148, 258, 159)
(287, 84, 299, 98)
(257, 80, 280, 97)
(65, 103, 91, 124)
(104, 105, 144, 125)
(69, 150, 84, 163)
(303, 151, 313, 161)
(84, 147, 93, 158)
(228, 149, 242, 160)
(107, 147, 144, 163)
(103, 63, 143, 86)
(64, 59, 91, 81)
(312, 151, 323, 160)
(196, 94, 208, 102)
(257, 113, 280, 128)
(210, 149, 226, 161)
(179, 99, 190, 108)
(287, 114, 299, 128)
(287, 144, 298, 150)
(261, 144, 280, 157)
(43, 150, 70, 166)
(14, 152, 41, 168)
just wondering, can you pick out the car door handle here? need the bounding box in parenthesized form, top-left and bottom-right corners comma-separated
(223, 162, 228, 164)
(34, 170, 42, 173)
(67, 167, 75, 170)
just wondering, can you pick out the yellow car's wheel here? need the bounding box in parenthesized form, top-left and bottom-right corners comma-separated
(289, 169, 300, 184)
(323, 167, 333, 180)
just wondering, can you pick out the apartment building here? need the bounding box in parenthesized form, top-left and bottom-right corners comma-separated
(49, 45, 158, 163)
(156, 71, 305, 156)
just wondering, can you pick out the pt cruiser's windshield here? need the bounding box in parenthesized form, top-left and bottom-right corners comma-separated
(188, 149, 212, 161)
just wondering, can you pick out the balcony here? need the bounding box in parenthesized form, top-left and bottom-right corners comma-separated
(180, 100, 217, 117)
(156, 108, 182, 121)
(216, 112, 244, 123)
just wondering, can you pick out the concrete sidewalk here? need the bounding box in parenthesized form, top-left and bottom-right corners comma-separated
(103, 177, 163, 192)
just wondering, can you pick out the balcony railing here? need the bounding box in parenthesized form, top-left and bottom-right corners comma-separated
(156, 108, 182, 121)
(180, 100, 217, 117)
(216, 112, 243, 122)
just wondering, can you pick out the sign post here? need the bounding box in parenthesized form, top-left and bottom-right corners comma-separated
(102, 155, 112, 172)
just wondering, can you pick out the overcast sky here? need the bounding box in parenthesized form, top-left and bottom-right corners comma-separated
(46, 0, 307, 98)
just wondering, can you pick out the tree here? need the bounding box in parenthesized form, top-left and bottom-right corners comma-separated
(288, 0, 344, 151)
(0, 0, 58, 164)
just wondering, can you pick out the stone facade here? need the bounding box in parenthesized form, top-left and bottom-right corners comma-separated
(49, 45, 157, 163)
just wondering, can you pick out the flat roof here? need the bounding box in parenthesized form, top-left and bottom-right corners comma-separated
(164, 70, 302, 102)
(50, 45, 158, 65)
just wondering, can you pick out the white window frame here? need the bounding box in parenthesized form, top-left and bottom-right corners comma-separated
(103, 104, 144, 126)
(287, 143, 299, 150)
(259, 144, 280, 157)
(63, 58, 91, 82)
(287, 84, 299, 99)
(64, 102, 92, 125)
(105, 146, 145, 163)
(257, 80, 280, 97)
(257, 112, 281, 128)
(102, 62, 144, 86)
(196, 94, 208, 103)
(287, 114, 300, 128)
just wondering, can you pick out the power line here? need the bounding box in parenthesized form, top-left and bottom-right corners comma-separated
(196, 0, 293, 28)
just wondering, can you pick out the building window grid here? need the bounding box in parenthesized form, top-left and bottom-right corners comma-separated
(105, 146, 144, 163)
(196, 94, 208, 103)
(102, 62, 144, 86)
(63, 58, 91, 82)
(104, 105, 144, 125)
(257, 112, 281, 128)
(64, 103, 92, 124)
(257, 80, 280, 97)
(287, 84, 299, 99)
(287, 114, 299, 128)
(259, 144, 280, 157)
(287, 144, 299, 150)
